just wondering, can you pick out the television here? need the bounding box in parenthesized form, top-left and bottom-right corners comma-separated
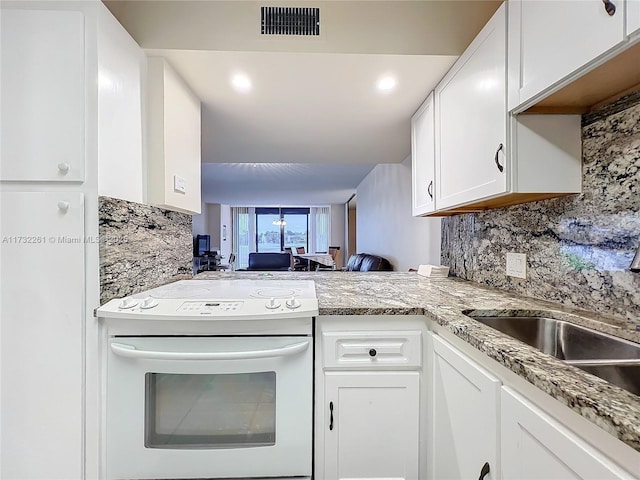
(194, 234, 210, 256)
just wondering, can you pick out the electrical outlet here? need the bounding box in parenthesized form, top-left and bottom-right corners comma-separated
(173, 175, 187, 194)
(506, 253, 527, 279)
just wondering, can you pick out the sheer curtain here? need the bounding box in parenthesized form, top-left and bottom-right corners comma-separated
(232, 207, 250, 269)
(315, 207, 330, 253)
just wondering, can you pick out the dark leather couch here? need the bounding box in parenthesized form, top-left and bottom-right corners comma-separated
(344, 253, 393, 272)
(245, 252, 291, 271)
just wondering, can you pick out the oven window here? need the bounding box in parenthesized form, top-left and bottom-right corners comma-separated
(145, 372, 276, 449)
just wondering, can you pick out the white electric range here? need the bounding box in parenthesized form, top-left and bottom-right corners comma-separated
(96, 279, 318, 480)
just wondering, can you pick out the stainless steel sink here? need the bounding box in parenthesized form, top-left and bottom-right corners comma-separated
(465, 314, 640, 396)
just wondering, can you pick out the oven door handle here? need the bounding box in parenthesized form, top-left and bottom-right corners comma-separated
(109, 340, 310, 360)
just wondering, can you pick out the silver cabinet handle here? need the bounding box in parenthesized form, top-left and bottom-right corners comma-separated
(57, 162, 70, 175)
(110, 340, 309, 360)
(57, 201, 70, 213)
(427, 180, 433, 199)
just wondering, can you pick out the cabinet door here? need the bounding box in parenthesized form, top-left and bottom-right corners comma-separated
(513, 0, 625, 107)
(501, 387, 633, 479)
(431, 335, 501, 480)
(324, 372, 420, 480)
(1, 8, 85, 182)
(629, 0, 640, 36)
(411, 93, 436, 215)
(1, 192, 85, 479)
(435, 4, 507, 209)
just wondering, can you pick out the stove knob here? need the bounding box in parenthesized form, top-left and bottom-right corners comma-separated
(118, 298, 139, 309)
(140, 297, 158, 309)
(286, 296, 301, 309)
(266, 297, 281, 309)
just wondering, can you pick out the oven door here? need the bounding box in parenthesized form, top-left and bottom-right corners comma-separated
(106, 336, 312, 480)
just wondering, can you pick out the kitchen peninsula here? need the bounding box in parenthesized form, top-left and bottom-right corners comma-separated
(197, 270, 640, 478)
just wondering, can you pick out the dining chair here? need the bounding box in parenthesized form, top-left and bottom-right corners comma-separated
(295, 246, 309, 270)
(286, 247, 307, 271)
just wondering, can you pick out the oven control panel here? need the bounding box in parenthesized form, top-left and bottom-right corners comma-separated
(178, 301, 243, 314)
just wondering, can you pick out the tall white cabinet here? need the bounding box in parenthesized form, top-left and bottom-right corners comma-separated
(0, 2, 145, 478)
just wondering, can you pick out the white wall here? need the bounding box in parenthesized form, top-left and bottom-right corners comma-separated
(220, 204, 232, 262)
(192, 202, 208, 236)
(356, 156, 441, 271)
(330, 203, 346, 268)
(207, 203, 221, 250)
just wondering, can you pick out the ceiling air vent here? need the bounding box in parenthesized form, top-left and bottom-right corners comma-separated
(261, 7, 320, 36)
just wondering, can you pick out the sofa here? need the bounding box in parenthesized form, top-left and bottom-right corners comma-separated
(344, 253, 393, 272)
(245, 252, 291, 271)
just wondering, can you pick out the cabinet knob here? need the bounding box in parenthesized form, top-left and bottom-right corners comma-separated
(57, 201, 70, 213)
(602, 0, 616, 16)
(478, 462, 490, 480)
(494, 144, 504, 173)
(427, 180, 433, 199)
(57, 162, 71, 175)
(369, 348, 377, 357)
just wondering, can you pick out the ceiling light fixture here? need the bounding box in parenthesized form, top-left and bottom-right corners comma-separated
(272, 208, 287, 226)
(231, 73, 252, 93)
(377, 76, 397, 92)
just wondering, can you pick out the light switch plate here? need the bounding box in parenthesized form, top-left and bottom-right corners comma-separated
(506, 252, 526, 279)
(173, 175, 186, 194)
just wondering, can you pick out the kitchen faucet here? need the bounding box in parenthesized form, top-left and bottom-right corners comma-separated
(631, 245, 640, 272)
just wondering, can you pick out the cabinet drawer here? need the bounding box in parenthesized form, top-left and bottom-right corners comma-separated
(322, 331, 422, 369)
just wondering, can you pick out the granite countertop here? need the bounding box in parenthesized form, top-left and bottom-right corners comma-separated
(196, 270, 640, 453)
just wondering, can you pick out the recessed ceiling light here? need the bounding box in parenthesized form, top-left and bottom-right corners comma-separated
(231, 74, 252, 93)
(377, 76, 397, 92)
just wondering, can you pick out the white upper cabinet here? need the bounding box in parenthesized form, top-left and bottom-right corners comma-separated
(1, 9, 85, 182)
(147, 57, 202, 215)
(629, 0, 640, 36)
(411, 93, 436, 216)
(97, 5, 146, 203)
(435, 4, 507, 210)
(509, 0, 626, 111)
(421, 3, 582, 215)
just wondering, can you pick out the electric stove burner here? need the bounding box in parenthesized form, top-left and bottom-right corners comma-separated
(251, 287, 299, 299)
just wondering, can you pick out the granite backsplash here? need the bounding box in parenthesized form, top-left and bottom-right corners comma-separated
(441, 91, 640, 324)
(99, 196, 192, 304)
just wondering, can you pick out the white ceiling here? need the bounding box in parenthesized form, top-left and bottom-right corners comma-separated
(201, 162, 374, 205)
(106, 1, 501, 206)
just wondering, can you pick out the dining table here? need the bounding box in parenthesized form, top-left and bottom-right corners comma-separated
(294, 252, 335, 269)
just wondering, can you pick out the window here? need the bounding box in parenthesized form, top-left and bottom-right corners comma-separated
(256, 208, 309, 252)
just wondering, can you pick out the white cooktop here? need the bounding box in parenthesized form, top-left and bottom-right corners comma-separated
(96, 279, 318, 324)
(134, 279, 317, 300)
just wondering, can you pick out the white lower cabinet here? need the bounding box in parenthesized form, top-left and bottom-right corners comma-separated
(324, 372, 420, 480)
(501, 387, 633, 480)
(0, 192, 85, 479)
(430, 335, 500, 480)
(316, 316, 426, 480)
